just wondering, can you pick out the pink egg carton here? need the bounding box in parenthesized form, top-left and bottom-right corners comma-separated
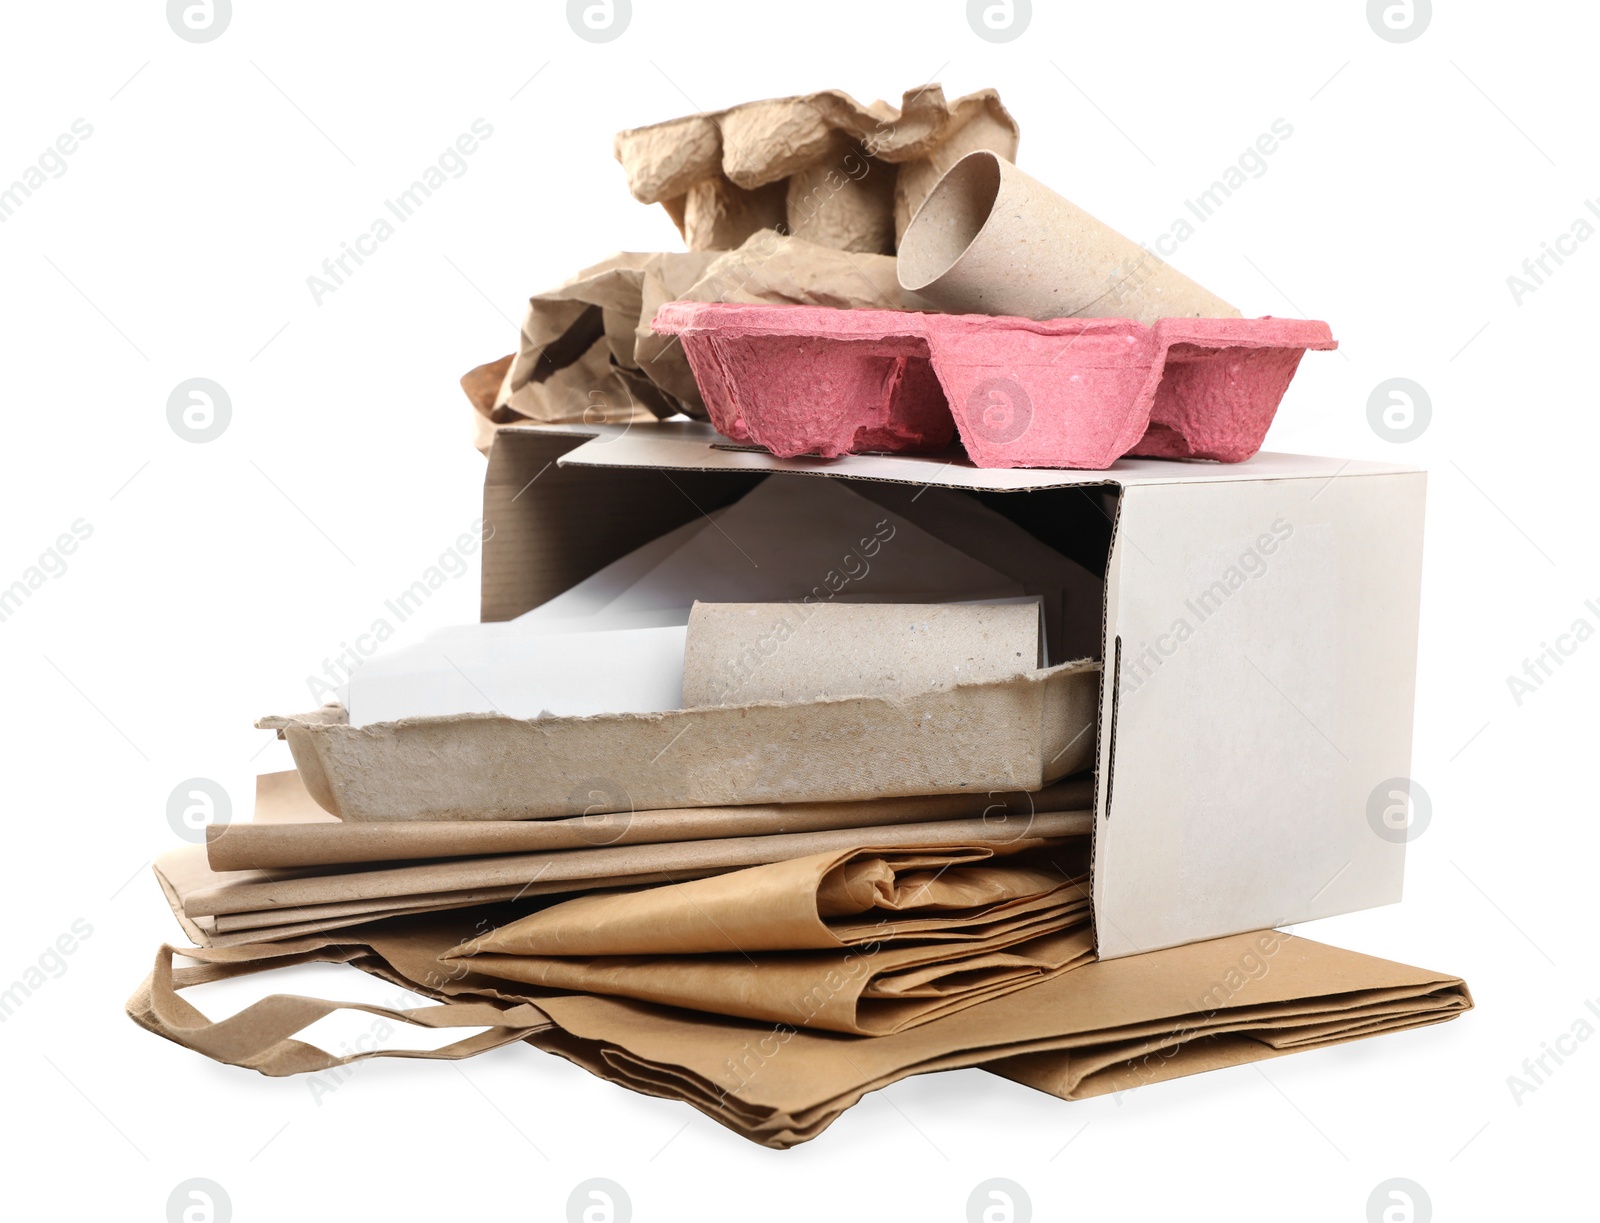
(652, 302, 1337, 469)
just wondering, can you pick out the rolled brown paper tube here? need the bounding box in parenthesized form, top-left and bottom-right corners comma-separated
(897, 150, 1240, 325)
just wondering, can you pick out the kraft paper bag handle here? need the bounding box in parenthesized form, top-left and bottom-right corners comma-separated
(127, 941, 549, 1077)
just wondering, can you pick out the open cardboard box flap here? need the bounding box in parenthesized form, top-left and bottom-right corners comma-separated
(480, 421, 1426, 959)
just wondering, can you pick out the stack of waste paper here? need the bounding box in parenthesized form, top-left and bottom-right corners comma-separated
(129, 85, 1468, 1149)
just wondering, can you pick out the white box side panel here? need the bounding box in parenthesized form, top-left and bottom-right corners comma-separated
(1093, 471, 1426, 957)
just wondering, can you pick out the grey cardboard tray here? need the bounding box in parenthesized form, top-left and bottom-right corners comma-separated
(261, 660, 1099, 822)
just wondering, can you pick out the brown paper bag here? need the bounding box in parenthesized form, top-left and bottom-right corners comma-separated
(488, 249, 720, 431)
(524, 929, 1470, 1146)
(128, 916, 1469, 1149)
(443, 842, 1092, 1034)
(467, 230, 934, 451)
(458, 924, 1094, 1036)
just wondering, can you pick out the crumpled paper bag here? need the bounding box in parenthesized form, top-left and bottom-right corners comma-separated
(460, 229, 933, 452)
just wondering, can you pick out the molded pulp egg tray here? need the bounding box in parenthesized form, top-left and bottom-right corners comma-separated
(653, 302, 1337, 469)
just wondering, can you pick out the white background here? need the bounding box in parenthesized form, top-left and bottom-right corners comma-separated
(1, 2, 1593, 1219)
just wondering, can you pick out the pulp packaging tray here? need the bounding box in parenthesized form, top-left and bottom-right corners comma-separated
(652, 302, 1336, 469)
(260, 661, 1100, 823)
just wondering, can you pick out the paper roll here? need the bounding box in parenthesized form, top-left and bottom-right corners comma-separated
(897, 151, 1239, 325)
(892, 106, 1019, 244)
(681, 600, 1042, 707)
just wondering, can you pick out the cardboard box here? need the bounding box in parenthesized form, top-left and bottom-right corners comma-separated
(480, 421, 1425, 957)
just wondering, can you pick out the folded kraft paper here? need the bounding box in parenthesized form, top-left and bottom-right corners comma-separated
(445, 841, 1093, 1034)
(127, 916, 1469, 1149)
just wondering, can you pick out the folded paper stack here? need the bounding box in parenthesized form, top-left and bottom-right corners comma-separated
(157, 770, 1092, 947)
(132, 911, 1469, 1149)
(445, 839, 1095, 1035)
(130, 83, 1465, 1149)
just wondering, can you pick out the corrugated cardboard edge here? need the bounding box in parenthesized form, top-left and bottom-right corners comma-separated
(256, 660, 1099, 822)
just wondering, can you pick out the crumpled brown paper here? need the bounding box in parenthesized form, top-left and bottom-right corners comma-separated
(443, 841, 1093, 1034)
(127, 914, 1471, 1148)
(461, 229, 933, 453)
(613, 85, 1020, 252)
(528, 928, 1471, 1147)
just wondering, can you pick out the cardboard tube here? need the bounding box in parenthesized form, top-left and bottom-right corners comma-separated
(893, 107, 1020, 244)
(897, 151, 1239, 325)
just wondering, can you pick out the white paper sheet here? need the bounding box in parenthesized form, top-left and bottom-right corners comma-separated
(345, 625, 688, 726)
(342, 476, 1032, 724)
(514, 510, 729, 626)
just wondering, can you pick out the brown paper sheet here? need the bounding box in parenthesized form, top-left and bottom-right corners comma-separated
(526, 929, 1470, 1146)
(178, 809, 1089, 919)
(613, 86, 1020, 252)
(127, 918, 1469, 1149)
(445, 842, 1092, 1034)
(681, 600, 1041, 707)
(208, 774, 1094, 871)
(454, 842, 1086, 955)
(152, 848, 732, 947)
(460, 353, 513, 420)
(462, 923, 1093, 1036)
